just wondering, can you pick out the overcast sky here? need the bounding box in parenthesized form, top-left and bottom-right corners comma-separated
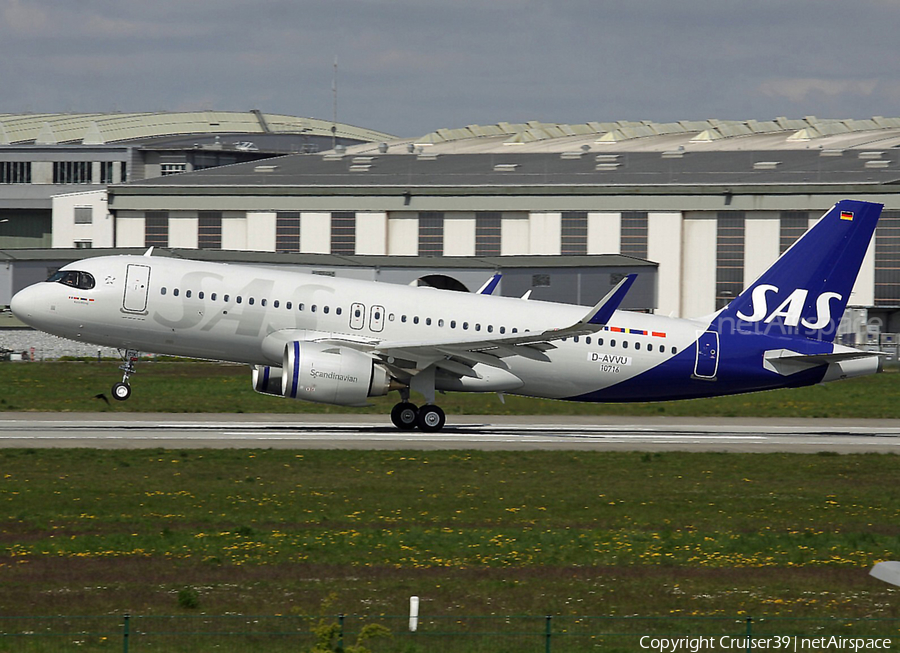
(3, 0, 900, 138)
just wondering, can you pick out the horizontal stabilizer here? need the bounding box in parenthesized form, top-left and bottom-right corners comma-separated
(763, 348, 885, 375)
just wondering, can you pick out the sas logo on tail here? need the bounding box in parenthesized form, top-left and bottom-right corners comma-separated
(736, 284, 841, 329)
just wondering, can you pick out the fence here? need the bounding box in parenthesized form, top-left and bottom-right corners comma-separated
(0, 614, 896, 652)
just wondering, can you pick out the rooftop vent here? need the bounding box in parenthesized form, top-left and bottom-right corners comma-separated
(560, 151, 585, 160)
(349, 164, 372, 172)
(859, 151, 884, 160)
(352, 156, 375, 164)
(820, 149, 844, 157)
(322, 153, 344, 160)
(417, 152, 439, 161)
(865, 160, 890, 169)
(595, 163, 621, 171)
(595, 154, 620, 162)
(253, 165, 278, 173)
(661, 149, 685, 159)
(753, 161, 781, 170)
(493, 163, 519, 172)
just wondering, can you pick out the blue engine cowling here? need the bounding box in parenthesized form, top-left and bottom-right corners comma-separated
(281, 341, 392, 406)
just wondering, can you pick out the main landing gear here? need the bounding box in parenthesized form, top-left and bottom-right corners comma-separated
(390, 401, 446, 432)
(112, 349, 140, 401)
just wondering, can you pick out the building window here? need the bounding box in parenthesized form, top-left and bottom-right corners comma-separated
(74, 241, 92, 249)
(779, 211, 809, 254)
(418, 212, 444, 256)
(100, 161, 116, 184)
(276, 212, 301, 253)
(620, 211, 649, 259)
(145, 211, 169, 247)
(0, 161, 31, 184)
(561, 211, 588, 255)
(53, 161, 92, 184)
(716, 212, 745, 310)
(475, 212, 502, 256)
(331, 212, 356, 254)
(198, 211, 222, 250)
(875, 211, 900, 306)
(532, 274, 551, 287)
(73, 206, 93, 225)
(160, 163, 187, 176)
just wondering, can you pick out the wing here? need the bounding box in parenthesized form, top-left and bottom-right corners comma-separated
(316, 273, 638, 380)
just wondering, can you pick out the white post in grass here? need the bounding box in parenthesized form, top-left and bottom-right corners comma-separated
(409, 596, 420, 632)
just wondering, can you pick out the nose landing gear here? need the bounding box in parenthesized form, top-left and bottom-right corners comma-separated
(112, 349, 140, 401)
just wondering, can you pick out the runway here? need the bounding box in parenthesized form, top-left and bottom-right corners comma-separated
(0, 413, 899, 452)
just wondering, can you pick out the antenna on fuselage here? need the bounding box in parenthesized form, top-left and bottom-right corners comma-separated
(144, 247, 154, 257)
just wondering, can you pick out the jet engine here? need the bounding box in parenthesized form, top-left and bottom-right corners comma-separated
(252, 365, 283, 396)
(281, 341, 393, 406)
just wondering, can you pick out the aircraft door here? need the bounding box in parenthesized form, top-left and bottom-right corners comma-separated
(694, 331, 719, 379)
(123, 264, 151, 313)
(349, 303, 365, 330)
(369, 305, 385, 332)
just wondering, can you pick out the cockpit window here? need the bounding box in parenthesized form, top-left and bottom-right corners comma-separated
(46, 270, 96, 290)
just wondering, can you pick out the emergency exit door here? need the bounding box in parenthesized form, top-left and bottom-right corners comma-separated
(123, 264, 151, 313)
(693, 331, 719, 379)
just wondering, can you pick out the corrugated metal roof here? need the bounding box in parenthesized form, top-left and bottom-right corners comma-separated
(0, 111, 394, 145)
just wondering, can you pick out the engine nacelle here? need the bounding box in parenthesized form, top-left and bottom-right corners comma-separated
(252, 365, 283, 396)
(282, 341, 392, 406)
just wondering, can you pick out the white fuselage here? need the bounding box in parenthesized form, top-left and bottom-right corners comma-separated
(11, 255, 702, 401)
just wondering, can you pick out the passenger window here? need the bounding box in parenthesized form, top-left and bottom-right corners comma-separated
(355, 308, 361, 318)
(573, 336, 579, 343)
(199, 291, 205, 300)
(211, 293, 217, 301)
(236, 296, 242, 304)
(623, 341, 628, 349)
(672, 347, 678, 354)
(300, 303, 305, 311)
(598, 337, 603, 346)
(389, 313, 395, 321)
(463, 322, 469, 330)
(248, 298, 254, 305)
(635, 342, 641, 350)
(401, 315, 407, 323)
(311, 305, 316, 313)
(224, 294, 230, 302)
(475, 324, 481, 331)
(336, 307, 342, 315)
(186, 290, 192, 298)
(450, 320, 456, 328)
(413, 316, 419, 324)
(647, 343, 653, 352)
(586, 336, 591, 344)
(500, 326, 505, 334)
(323, 306, 329, 314)
(438, 319, 444, 327)
(174, 289, 180, 297)
(274, 300, 280, 308)
(487, 325, 493, 333)
(659, 345, 666, 353)
(161, 288, 167, 295)
(512, 328, 518, 333)
(286, 302, 292, 310)
(610, 339, 616, 347)
(426, 317, 432, 326)
(261, 299, 267, 307)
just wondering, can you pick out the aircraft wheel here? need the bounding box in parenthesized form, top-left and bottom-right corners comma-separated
(112, 382, 132, 401)
(417, 405, 446, 432)
(391, 402, 419, 430)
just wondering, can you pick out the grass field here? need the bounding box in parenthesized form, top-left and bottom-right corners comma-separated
(1, 448, 898, 622)
(0, 359, 899, 417)
(0, 362, 899, 650)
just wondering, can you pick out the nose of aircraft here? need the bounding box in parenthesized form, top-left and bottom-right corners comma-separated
(10, 284, 40, 324)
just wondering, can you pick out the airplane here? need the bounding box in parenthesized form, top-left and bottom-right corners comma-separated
(9, 199, 885, 432)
